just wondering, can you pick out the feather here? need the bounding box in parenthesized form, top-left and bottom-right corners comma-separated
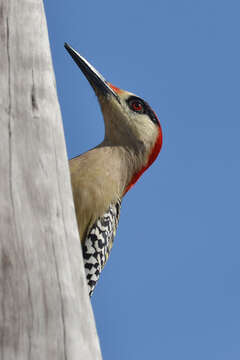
(82, 200, 121, 296)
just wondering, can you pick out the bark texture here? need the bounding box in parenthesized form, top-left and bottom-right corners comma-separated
(0, 1, 102, 359)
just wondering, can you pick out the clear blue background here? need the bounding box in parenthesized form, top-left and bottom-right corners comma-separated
(44, 1, 240, 359)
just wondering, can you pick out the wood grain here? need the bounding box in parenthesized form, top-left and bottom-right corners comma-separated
(0, 1, 102, 359)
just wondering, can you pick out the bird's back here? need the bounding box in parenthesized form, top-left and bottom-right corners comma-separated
(83, 199, 121, 296)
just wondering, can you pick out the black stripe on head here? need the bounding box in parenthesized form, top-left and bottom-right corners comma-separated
(126, 96, 160, 126)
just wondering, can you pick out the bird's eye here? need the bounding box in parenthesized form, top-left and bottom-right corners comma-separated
(129, 99, 144, 113)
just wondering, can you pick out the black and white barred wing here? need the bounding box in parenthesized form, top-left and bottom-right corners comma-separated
(83, 200, 121, 296)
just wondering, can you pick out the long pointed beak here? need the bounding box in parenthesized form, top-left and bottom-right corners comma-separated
(64, 43, 120, 103)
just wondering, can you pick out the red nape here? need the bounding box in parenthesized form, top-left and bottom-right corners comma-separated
(108, 82, 123, 94)
(124, 126, 163, 195)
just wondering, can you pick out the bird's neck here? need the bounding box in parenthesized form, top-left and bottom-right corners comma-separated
(97, 140, 147, 197)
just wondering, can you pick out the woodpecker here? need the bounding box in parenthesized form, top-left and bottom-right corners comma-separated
(65, 43, 163, 296)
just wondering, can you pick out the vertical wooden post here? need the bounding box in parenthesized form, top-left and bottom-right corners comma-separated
(0, 0, 102, 359)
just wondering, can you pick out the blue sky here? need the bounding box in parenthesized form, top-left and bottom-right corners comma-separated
(45, 1, 240, 359)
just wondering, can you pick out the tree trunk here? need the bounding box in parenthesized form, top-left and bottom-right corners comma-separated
(0, 1, 102, 359)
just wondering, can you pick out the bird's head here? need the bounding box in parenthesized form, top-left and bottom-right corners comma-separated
(65, 43, 162, 193)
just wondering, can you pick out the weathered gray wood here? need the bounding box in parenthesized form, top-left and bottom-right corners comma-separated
(0, 1, 102, 359)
